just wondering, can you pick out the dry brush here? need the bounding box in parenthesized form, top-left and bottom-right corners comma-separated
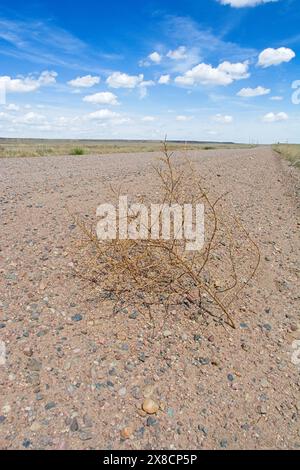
(71, 142, 260, 330)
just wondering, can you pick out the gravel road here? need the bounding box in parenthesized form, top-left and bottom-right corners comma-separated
(0, 146, 299, 449)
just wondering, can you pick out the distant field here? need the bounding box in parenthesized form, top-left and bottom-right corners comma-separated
(0, 138, 256, 158)
(273, 144, 300, 168)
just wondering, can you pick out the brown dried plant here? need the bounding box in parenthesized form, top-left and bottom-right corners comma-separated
(71, 141, 260, 329)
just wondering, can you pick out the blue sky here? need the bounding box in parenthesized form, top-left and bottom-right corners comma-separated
(0, 0, 299, 143)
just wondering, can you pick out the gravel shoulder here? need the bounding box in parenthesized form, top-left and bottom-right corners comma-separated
(0, 146, 299, 450)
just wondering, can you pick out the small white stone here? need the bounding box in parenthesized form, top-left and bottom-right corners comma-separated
(118, 387, 127, 397)
(2, 404, 11, 414)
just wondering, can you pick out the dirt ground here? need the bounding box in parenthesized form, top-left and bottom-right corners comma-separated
(0, 146, 299, 450)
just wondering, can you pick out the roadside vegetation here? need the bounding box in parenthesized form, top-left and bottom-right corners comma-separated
(70, 147, 85, 155)
(0, 138, 256, 158)
(273, 144, 300, 168)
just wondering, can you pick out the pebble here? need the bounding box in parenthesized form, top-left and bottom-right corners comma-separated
(194, 334, 202, 342)
(45, 402, 56, 411)
(70, 417, 79, 432)
(262, 323, 272, 332)
(79, 431, 92, 441)
(95, 382, 104, 390)
(120, 426, 133, 439)
(163, 330, 172, 337)
(138, 352, 146, 362)
(260, 378, 269, 388)
(227, 374, 234, 382)
(72, 314, 83, 322)
(146, 417, 157, 426)
(2, 404, 11, 414)
(118, 387, 127, 397)
(31, 312, 40, 321)
(22, 439, 31, 449)
(259, 393, 268, 402)
(220, 439, 228, 448)
(198, 357, 210, 366)
(129, 311, 139, 319)
(125, 362, 135, 371)
(257, 404, 267, 415)
(23, 347, 33, 357)
(30, 422, 41, 432)
(0, 416, 6, 424)
(142, 398, 159, 414)
(37, 329, 48, 337)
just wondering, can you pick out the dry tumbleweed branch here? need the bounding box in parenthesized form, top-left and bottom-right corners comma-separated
(71, 142, 260, 329)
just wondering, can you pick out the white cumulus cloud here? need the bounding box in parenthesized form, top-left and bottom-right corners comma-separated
(217, 61, 250, 80)
(142, 116, 155, 122)
(176, 115, 193, 122)
(148, 52, 162, 63)
(68, 75, 100, 88)
(158, 74, 171, 85)
(85, 109, 121, 120)
(217, 0, 278, 7)
(213, 114, 233, 124)
(0, 71, 57, 93)
(258, 47, 296, 67)
(237, 86, 270, 97)
(175, 60, 249, 87)
(83, 91, 119, 105)
(16, 112, 47, 125)
(106, 72, 144, 89)
(167, 46, 188, 60)
(5, 104, 20, 111)
(262, 112, 288, 122)
(38, 71, 57, 85)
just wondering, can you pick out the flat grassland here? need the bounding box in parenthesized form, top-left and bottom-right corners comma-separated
(273, 144, 300, 168)
(0, 138, 255, 158)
